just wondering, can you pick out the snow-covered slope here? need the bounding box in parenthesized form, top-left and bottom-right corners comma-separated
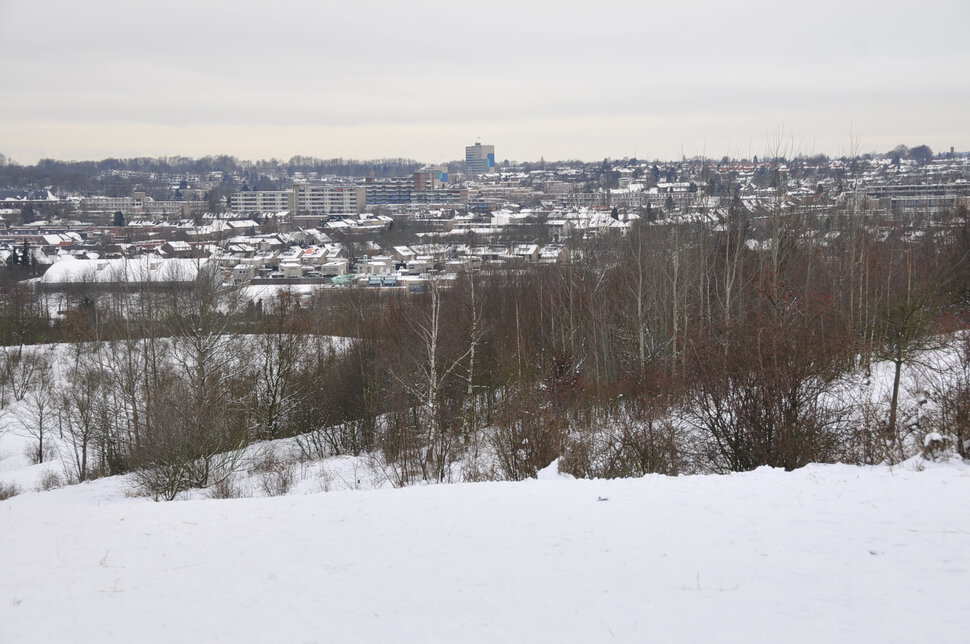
(2, 460, 968, 643)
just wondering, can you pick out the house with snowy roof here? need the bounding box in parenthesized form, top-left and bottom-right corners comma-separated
(293, 228, 332, 245)
(539, 244, 568, 262)
(390, 246, 417, 262)
(511, 244, 540, 261)
(158, 240, 203, 258)
(298, 246, 328, 266)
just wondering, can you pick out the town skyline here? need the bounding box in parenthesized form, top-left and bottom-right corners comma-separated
(1, 135, 964, 169)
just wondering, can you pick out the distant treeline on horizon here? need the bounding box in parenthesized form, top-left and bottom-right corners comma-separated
(0, 144, 963, 192)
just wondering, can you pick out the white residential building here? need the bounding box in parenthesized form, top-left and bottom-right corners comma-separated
(291, 184, 366, 220)
(229, 190, 290, 213)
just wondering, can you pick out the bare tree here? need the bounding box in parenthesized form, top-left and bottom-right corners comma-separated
(384, 275, 483, 482)
(57, 365, 102, 482)
(245, 290, 311, 441)
(2, 345, 46, 403)
(16, 356, 55, 464)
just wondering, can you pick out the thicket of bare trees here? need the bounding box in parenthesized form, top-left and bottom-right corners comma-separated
(348, 204, 970, 479)
(1, 203, 969, 497)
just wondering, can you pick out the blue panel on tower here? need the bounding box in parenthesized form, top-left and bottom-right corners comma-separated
(439, 172, 448, 182)
(487, 153, 495, 167)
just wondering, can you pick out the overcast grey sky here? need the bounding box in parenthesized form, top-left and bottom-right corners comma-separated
(1, 0, 967, 164)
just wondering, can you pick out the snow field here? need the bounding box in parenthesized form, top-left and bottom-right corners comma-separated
(2, 460, 968, 643)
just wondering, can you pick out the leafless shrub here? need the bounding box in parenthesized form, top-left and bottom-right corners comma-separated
(295, 419, 374, 460)
(249, 445, 301, 474)
(490, 413, 566, 481)
(0, 480, 21, 501)
(249, 446, 282, 474)
(562, 404, 687, 478)
(934, 384, 970, 460)
(249, 442, 298, 496)
(489, 373, 575, 481)
(317, 466, 334, 492)
(839, 404, 895, 465)
(459, 431, 501, 483)
(259, 464, 295, 497)
(23, 441, 58, 466)
(131, 446, 246, 502)
(128, 366, 247, 500)
(921, 333, 970, 461)
(35, 469, 63, 492)
(208, 474, 246, 499)
(130, 461, 191, 502)
(921, 433, 952, 461)
(294, 427, 332, 461)
(844, 385, 928, 465)
(315, 458, 379, 492)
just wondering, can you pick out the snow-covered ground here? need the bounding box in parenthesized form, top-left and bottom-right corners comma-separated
(2, 456, 969, 643)
(2, 335, 969, 642)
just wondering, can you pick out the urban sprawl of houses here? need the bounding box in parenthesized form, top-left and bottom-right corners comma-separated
(2, 142, 969, 308)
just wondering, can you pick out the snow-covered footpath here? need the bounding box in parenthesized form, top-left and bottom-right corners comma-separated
(2, 459, 969, 643)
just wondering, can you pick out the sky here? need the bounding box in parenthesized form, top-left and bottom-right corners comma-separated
(1, 0, 968, 165)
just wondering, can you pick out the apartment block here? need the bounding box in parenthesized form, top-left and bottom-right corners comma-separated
(290, 184, 366, 221)
(229, 190, 290, 213)
(465, 142, 496, 175)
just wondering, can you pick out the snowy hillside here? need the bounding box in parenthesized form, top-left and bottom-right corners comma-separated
(1, 333, 969, 642)
(2, 458, 969, 643)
